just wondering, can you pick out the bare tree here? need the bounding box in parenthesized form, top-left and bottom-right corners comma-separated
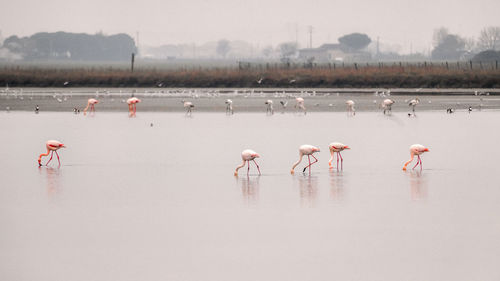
(278, 42, 298, 61)
(432, 27, 449, 48)
(478, 26, 500, 51)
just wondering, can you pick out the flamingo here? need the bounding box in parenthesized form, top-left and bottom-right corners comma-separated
(291, 145, 320, 174)
(346, 100, 355, 116)
(182, 100, 195, 116)
(127, 97, 141, 117)
(83, 98, 99, 116)
(265, 100, 274, 115)
(234, 149, 261, 176)
(295, 97, 306, 114)
(225, 99, 234, 115)
(408, 98, 419, 116)
(38, 140, 65, 167)
(381, 99, 395, 115)
(402, 144, 429, 171)
(328, 142, 350, 170)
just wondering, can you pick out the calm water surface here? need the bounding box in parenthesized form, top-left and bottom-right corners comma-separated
(0, 111, 499, 281)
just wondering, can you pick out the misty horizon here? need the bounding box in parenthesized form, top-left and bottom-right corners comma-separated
(2, 0, 499, 54)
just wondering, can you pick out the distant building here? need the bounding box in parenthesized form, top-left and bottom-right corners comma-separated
(299, 43, 371, 62)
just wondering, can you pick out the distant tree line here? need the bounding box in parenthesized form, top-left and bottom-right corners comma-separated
(2, 32, 136, 61)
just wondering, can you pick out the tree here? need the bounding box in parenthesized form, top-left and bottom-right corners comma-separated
(261, 46, 274, 58)
(338, 33, 371, 52)
(472, 50, 500, 62)
(432, 27, 449, 47)
(478, 26, 500, 51)
(431, 34, 466, 60)
(216, 39, 231, 58)
(278, 42, 298, 61)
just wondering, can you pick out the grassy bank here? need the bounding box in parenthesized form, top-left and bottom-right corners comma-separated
(1, 65, 499, 88)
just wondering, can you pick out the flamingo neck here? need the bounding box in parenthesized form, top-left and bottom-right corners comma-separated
(291, 154, 304, 171)
(235, 160, 246, 173)
(38, 148, 50, 163)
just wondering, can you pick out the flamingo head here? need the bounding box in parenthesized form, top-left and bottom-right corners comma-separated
(424, 148, 429, 152)
(313, 147, 320, 152)
(252, 153, 260, 158)
(343, 145, 350, 150)
(38, 159, 42, 166)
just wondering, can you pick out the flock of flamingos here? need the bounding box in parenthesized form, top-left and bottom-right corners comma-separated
(37, 96, 429, 175)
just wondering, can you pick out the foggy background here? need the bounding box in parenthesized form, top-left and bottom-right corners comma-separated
(0, 0, 499, 62)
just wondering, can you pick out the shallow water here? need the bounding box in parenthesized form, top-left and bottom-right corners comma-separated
(1, 111, 500, 281)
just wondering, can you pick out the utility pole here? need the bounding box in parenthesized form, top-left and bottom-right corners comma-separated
(376, 36, 380, 58)
(135, 31, 140, 56)
(308, 25, 313, 48)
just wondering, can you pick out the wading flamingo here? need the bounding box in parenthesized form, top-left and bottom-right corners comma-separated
(346, 100, 355, 116)
(402, 144, 429, 171)
(265, 100, 274, 115)
(182, 100, 194, 116)
(291, 145, 320, 174)
(83, 98, 99, 115)
(295, 97, 306, 114)
(225, 99, 234, 115)
(329, 142, 350, 170)
(409, 98, 420, 116)
(127, 97, 141, 117)
(38, 140, 65, 167)
(234, 149, 261, 176)
(381, 99, 395, 115)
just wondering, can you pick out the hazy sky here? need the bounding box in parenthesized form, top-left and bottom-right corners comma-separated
(1, 0, 499, 53)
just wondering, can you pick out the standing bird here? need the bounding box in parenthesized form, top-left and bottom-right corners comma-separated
(408, 98, 420, 116)
(182, 100, 195, 116)
(127, 97, 141, 117)
(234, 149, 261, 176)
(328, 142, 350, 170)
(295, 97, 306, 114)
(291, 145, 320, 174)
(346, 100, 355, 116)
(38, 140, 66, 167)
(265, 100, 274, 115)
(35, 105, 40, 114)
(381, 99, 395, 115)
(83, 98, 99, 116)
(402, 144, 429, 171)
(225, 99, 234, 115)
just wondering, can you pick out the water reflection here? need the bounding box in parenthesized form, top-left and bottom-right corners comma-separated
(329, 170, 345, 202)
(237, 176, 260, 206)
(38, 166, 62, 196)
(406, 170, 427, 200)
(296, 175, 318, 207)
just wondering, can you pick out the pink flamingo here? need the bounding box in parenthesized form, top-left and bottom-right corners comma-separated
(38, 140, 65, 167)
(83, 98, 99, 115)
(234, 149, 261, 176)
(127, 97, 141, 117)
(402, 144, 429, 171)
(329, 142, 350, 170)
(291, 145, 320, 174)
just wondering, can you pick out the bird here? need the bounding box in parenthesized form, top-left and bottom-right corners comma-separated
(346, 100, 355, 116)
(295, 97, 306, 114)
(34, 105, 40, 114)
(408, 98, 420, 116)
(38, 140, 66, 167)
(257, 77, 263, 84)
(328, 142, 350, 170)
(381, 99, 395, 115)
(402, 144, 429, 171)
(127, 97, 141, 117)
(182, 100, 194, 116)
(225, 99, 234, 115)
(234, 149, 261, 176)
(291, 145, 320, 174)
(265, 100, 274, 115)
(83, 98, 99, 116)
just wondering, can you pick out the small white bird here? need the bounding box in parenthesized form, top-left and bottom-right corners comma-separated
(295, 97, 306, 114)
(182, 100, 194, 116)
(346, 100, 355, 116)
(225, 99, 234, 115)
(381, 99, 395, 115)
(408, 98, 420, 116)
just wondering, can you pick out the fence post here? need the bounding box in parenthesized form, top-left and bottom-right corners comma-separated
(446, 61, 449, 70)
(130, 53, 135, 72)
(496, 60, 498, 70)
(469, 60, 473, 70)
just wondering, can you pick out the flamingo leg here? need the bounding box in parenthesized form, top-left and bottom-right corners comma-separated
(336, 152, 339, 171)
(338, 152, 344, 170)
(46, 151, 54, 165)
(412, 157, 420, 170)
(55, 151, 61, 166)
(253, 160, 261, 175)
(247, 160, 250, 175)
(303, 155, 312, 173)
(418, 155, 422, 170)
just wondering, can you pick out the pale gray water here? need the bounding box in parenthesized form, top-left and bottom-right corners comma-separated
(1, 111, 500, 281)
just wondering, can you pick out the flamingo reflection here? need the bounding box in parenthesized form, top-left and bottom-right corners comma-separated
(407, 170, 427, 200)
(237, 176, 260, 206)
(329, 170, 345, 202)
(297, 175, 318, 208)
(38, 166, 61, 196)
